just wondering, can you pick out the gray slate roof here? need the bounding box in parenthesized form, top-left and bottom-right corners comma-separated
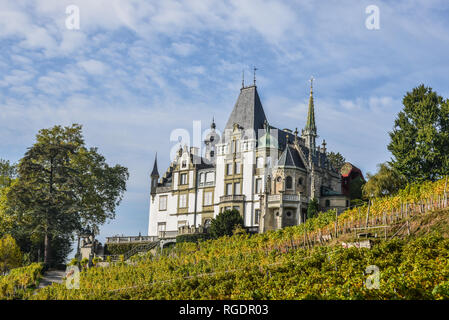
(224, 85, 267, 137)
(278, 145, 306, 169)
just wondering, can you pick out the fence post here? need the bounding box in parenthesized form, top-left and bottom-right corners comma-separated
(334, 209, 338, 238)
(365, 200, 371, 228)
(406, 202, 411, 236)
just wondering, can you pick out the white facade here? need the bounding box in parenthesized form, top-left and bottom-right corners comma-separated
(148, 84, 349, 237)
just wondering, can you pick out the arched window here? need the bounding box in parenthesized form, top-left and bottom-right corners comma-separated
(298, 177, 303, 186)
(286, 176, 292, 189)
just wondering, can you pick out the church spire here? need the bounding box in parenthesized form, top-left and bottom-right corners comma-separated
(304, 76, 317, 153)
(305, 76, 316, 134)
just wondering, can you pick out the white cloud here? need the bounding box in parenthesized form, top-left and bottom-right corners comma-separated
(78, 59, 107, 75)
(171, 42, 197, 57)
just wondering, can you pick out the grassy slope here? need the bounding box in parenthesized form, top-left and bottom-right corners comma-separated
(30, 207, 449, 300)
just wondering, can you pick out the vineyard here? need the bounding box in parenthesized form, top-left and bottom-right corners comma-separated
(18, 178, 449, 299)
(0, 263, 43, 300)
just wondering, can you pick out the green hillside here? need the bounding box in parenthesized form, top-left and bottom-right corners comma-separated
(18, 178, 449, 299)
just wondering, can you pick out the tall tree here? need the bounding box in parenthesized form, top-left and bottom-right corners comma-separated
(6, 124, 128, 265)
(388, 84, 449, 182)
(362, 163, 407, 198)
(327, 152, 346, 172)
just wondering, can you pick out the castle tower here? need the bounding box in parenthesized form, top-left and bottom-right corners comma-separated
(204, 117, 218, 163)
(150, 153, 159, 197)
(303, 77, 317, 153)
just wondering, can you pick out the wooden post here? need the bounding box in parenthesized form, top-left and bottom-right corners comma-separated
(334, 209, 338, 238)
(365, 200, 371, 228)
(445, 176, 448, 208)
(406, 202, 411, 236)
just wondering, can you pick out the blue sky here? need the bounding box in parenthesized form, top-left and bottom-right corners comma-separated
(1, 0, 449, 247)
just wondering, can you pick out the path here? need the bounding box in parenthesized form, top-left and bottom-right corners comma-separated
(37, 270, 65, 289)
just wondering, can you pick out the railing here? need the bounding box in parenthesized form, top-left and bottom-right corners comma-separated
(158, 231, 178, 239)
(106, 236, 158, 244)
(106, 240, 160, 262)
(220, 195, 245, 202)
(267, 194, 300, 202)
(283, 194, 300, 202)
(177, 226, 206, 235)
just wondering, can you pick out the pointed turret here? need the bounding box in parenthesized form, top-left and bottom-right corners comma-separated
(150, 154, 159, 196)
(303, 77, 317, 153)
(151, 153, 159, 177)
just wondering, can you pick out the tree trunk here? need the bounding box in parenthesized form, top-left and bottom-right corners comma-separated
(44, 231, 51, 266)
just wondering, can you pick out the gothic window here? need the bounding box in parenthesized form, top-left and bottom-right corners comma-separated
(210, 150, 214, 157)
(182, 160, 187, 168)
(286, 176, 293, 189)
(298, 177, 303, 186)
(277, 176, 282, 183)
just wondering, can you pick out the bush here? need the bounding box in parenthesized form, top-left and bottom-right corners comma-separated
(105, 243, 141, 255)
(0, 235, 23, 275)
(209, 209, 244, 239)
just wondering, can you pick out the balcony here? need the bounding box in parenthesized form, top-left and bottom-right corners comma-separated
(268, 194, 300, 202)
(220, 194, 245, 203)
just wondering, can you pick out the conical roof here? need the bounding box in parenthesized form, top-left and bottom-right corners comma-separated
(278, 145, 305, 169)
(224, 85, 267, 137)
(151, 153, 159, 177)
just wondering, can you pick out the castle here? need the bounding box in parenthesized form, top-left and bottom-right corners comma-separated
(148, 78, 350, 237)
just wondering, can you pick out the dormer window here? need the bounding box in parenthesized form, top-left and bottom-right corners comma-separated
(182, 161, 187, 168)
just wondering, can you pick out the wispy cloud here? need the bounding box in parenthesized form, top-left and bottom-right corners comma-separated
(1, 0, 448, 244)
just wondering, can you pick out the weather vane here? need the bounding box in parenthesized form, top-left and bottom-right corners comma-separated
(253, 66, 258, 85)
